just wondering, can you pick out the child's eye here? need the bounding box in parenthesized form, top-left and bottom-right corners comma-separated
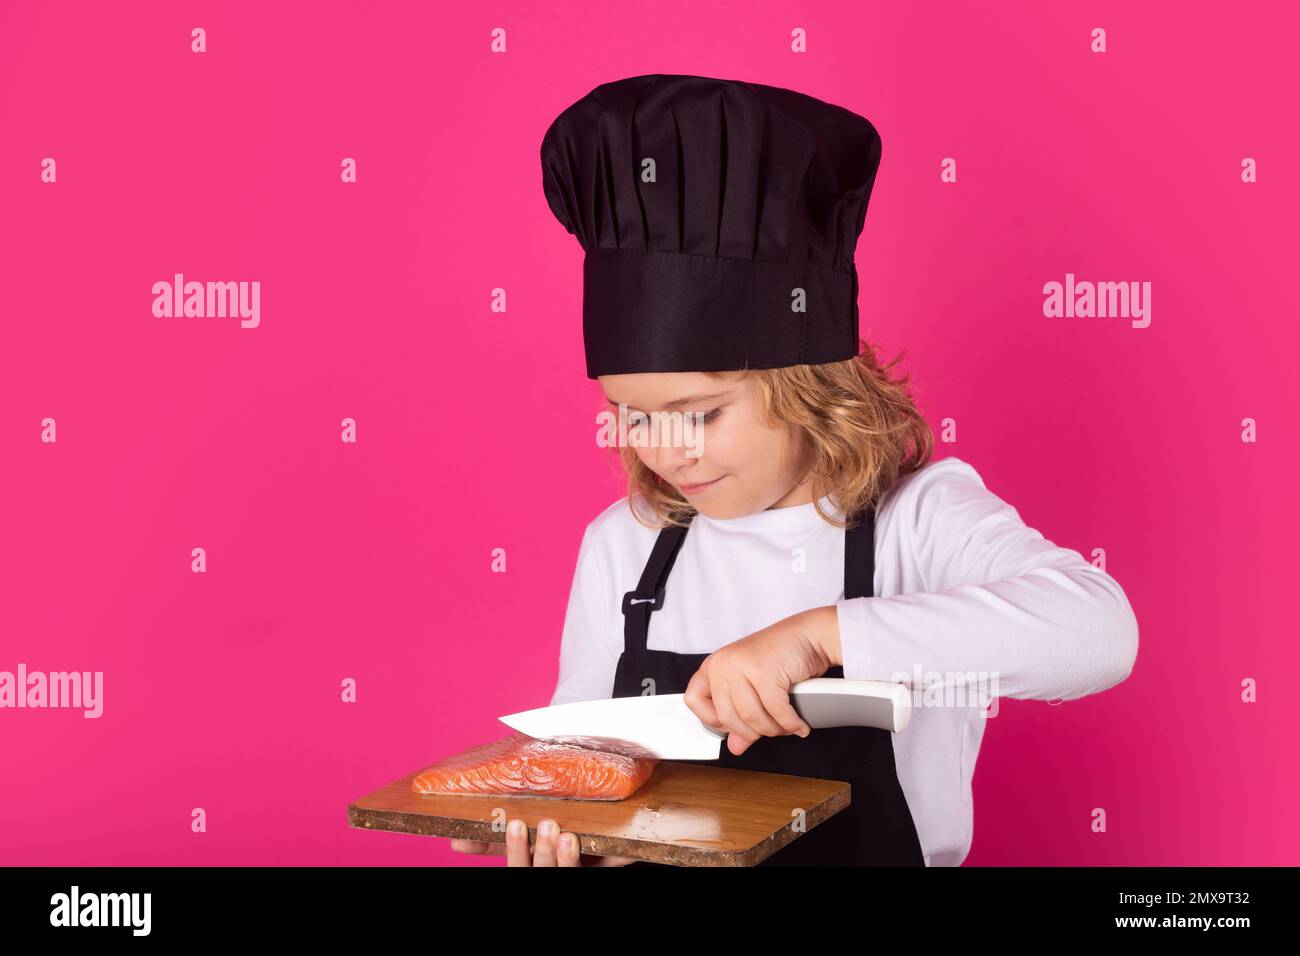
(700, 408, 722, 424)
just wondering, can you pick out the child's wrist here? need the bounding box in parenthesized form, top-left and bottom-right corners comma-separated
(799, 605, 842, 668)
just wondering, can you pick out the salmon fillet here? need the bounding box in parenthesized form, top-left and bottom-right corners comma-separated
(411, 733, 658, 801)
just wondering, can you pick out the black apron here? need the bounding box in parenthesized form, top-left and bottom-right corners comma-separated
(610, 503, 926, 867)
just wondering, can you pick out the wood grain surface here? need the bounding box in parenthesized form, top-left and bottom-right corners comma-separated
(348, 759, 850, 866)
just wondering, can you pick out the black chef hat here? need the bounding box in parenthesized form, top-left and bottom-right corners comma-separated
(540, 73, 882, 379)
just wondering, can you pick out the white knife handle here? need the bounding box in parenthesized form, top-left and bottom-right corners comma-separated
(789, 678, 912, 734)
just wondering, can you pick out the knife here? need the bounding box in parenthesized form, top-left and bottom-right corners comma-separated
(498, 678, 912, 760)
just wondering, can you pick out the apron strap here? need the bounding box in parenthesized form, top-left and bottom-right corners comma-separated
(843, 505, 877, 600)
(621, 514, 693, 655)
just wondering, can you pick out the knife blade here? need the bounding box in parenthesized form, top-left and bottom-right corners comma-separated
(498, 678, 912, 760)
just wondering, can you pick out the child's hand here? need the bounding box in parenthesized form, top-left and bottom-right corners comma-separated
(684, 607, 836, 756)
(450, 819, 636, 867)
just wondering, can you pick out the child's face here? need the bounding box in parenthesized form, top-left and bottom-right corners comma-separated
(599, 371, 813, 519)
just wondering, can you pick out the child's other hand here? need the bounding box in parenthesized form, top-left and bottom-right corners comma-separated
(684, 607, 834, 756)
(450, 819, 636, 867)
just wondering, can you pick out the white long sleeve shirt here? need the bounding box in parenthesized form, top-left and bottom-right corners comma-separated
(549, 456, 1139, 866)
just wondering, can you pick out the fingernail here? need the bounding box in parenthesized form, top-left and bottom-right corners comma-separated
(539, 820, 555, 837)
(508, 819, 523, 837)
(560, 833, 577, 851)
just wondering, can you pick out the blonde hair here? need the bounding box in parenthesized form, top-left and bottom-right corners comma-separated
(618, 337, 935, 530)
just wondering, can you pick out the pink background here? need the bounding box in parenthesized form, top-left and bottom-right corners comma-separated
(2, 0, 1296, 866)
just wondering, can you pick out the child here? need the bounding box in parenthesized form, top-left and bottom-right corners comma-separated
(451, 73, 1139, 867)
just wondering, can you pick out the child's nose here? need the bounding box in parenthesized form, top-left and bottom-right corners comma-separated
(652, 437, 697, 475)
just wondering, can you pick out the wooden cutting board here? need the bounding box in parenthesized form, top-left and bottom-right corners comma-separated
(348, 759, 850, 867)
